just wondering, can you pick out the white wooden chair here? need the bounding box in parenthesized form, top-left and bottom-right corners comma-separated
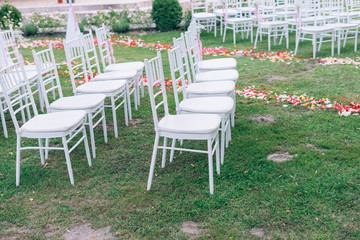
(95, 24, 144, 104)
(32, 44, 107, 159)
(168, 46, 233, 165)
(80, 32, 136, 120)
(213, 0, 239, 36)
(191, 0, 217, 37)
(186, 22, 237, 72)
(64, 37, 128, 138)
(254, 0, 290, 51)
(174, 34, 239, 83)
(222, 2, 254, 44)
(0, 28, 44, 110)
(0, 61, 91, 186)
(294, 1, 335, 58)
(144, 52, 221, 194)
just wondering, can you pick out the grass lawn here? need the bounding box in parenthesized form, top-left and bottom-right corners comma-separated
(0, 29, 359, 239)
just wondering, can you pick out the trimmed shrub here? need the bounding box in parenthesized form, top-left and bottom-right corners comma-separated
(112, 18, 130, 33)
(151, 0, 182, 32)
(21, 22, 38, 36)
(0, 4, 22, 29)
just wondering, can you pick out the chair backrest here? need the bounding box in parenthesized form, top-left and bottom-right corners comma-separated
(0, 27, 23, 67)
(64, 37, 89, 95)
(0, 61, 38, 131)
(191, 0, 209, 14)
(95, 24, 113, 70)
(79, 32, 102, 79)
(168, 47, 189, 114)
(184, 31, 201, 80)
(32, 44, 63, 111)
(173, 34, 193, 85)
(347, 0, 360, 12)
(144, 52, 169, 131)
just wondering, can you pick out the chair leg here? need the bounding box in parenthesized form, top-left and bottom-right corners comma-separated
(141, 74, 145, 98)
(125, 82, 132, 120)
(254, 28, 259, 48)
(38, 138, 45, 165)
(312, 35, 317, 58)
(215, 134, 220, 175)
(110, 97, 118, 138)
(82, 126, 92, 167)
(161, 137, 167, 168)
(268, 29, 271, 51)
(133, 80, 138, 111)
(147, 133, 160, 191)
(286, 27, 289, 49)
(123, 93, 129, 127)
(233, 26, 236, 45)
(338, 31, 341, 55)
(45, 138, 49, 159)
(207, 139, 214, 195)
(62, 136, 74, 185)
(16, 134, 21, 186)
(170, 138, 176, 163)
(88, 113, 96, 159)
(331, 32, 335, 56)
(221, 118, 226, 165)
(101, 107, 108, 143)
(223, 26, 227, 42)
(355, 29, 358, 52)
(0, 100, 8, 138)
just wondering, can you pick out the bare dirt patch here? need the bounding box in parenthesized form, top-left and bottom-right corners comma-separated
(267, 152, 294, 163)
(265, 75, 287, 83)
(129, 118, 143, 126)
(63, 224, 114, 240)
(250, 228, 272, 239)
(249, 114, 274, 123)
(180, 221, 205, 237)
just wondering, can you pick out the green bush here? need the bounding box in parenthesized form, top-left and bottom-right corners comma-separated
(182, 10, 192, 30)
(21, 22, 38, 36)
(0, 4, 22, 29)
(112, 18, 130, 33)
(151, 0, 182, 32)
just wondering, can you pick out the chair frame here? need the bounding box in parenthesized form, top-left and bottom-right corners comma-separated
(145, 52, 220, 194)
(32, 44, 108, 159)
(0, 61, 91, 186)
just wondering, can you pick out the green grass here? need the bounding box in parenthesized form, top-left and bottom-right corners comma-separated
(1, 29, 359, 239)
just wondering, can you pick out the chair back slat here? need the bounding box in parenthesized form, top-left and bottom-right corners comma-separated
(173, 35, 193, 84)
(80, 32, 102, 79)
(64, 37, 88, 94)
(0, 61, 38, 131)
(95, 24, 113, 70)
(184, 31, 201, 82)
(144, 52, 169, 131)
(32, 44, 64, 111)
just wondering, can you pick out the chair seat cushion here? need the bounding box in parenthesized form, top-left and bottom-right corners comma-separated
(49, 94, 106, 111)
(24, 65, 37, 72)
(302, 26, 335, 32)
(25, 71, 38, 81)
(180, 97, 234, 114)
(214, 8, 238, 15)
(187, 81, 235, 95)
(227, 17, 253, 24)
(105, 61, 144, 72)
(193, 12, 216, 19)
(76, 80, 126, 94)
(198, 58, 237, 71)
(21, 110, 86, 133)
(259, 21, 288, 27)
(158, 114, 221, 134)
(93, 70, 137, 81)
(326, 23, 358, 29)
(196, 69, 238, 82)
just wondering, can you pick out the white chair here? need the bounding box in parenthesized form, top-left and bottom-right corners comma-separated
(144, 52, 221, 194)
(213, 0, 239, 36)
(294, 1, 335, 58)
(173, 34, 239, 83)
(0, 61, 91, 186)
(254, 0, 289, 51)
(64, 37, 128, 138)
(185, 23, 237, 72)
(80, 32, 137, 120)
(222, 2, 254, 44)
(0, 28, 45, 110)
(32, 44, 107, 159)
(95, 24, 144, 104)
(168, 46, 233, 166)
(191, 0, 217, 37)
